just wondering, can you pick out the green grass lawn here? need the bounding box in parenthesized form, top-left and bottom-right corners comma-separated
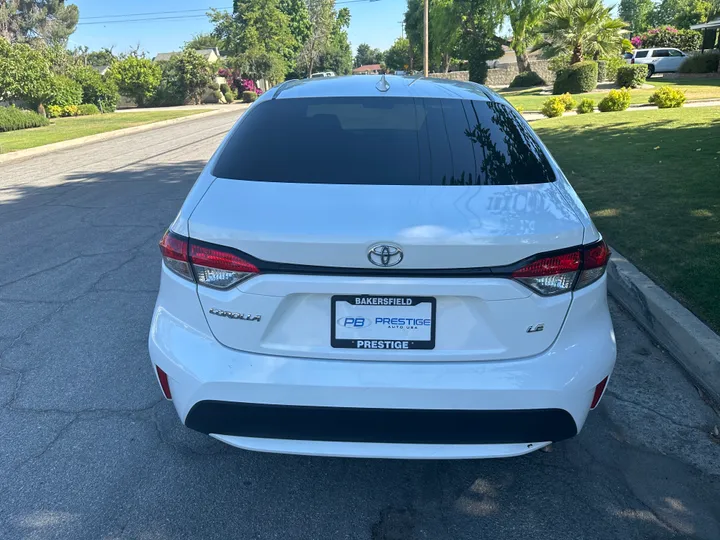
(499, 78, 720, 111)
(533, 106, 720, 331)
(0, 109, 212, 153)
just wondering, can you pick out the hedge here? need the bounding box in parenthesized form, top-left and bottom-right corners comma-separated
(43, 75, 83, 108)
(553, 61, 598, 94)
(634, 27, 702, 52)
(241, 90, 258, 103)
(509, 71, 546, 88)
(0, 106, 50, 132)
(679, 51, 720, 74)
(616, 65, 648, 88)
(596, 60, 607, 82)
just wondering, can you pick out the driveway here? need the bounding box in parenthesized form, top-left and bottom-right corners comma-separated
(1, 110, 719, 540)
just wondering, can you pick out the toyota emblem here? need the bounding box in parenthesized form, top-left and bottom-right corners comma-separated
(368, 244, 403, 267)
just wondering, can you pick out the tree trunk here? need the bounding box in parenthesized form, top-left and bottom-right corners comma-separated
(443, 53, 451, 73)
(571, 43, 583, 64)
(516, 51, 531, 73)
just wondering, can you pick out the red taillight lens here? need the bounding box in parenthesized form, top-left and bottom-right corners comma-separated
(155, 365, 172, 400)
(189, 243, 259, 289)
(159, 230, 192, 280)
(590, 376, 609, 409)
(159, 231, 259, 289)
(512, 240, 610, 296)
(576, 241, 610, 290)
(512, 251, 581, 296)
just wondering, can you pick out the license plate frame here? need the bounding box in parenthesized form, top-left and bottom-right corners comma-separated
(331, 295, 436, 350)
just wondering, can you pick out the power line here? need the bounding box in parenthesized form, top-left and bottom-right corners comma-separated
(77, 0, 381, 24)
(80, 7, 232, 21)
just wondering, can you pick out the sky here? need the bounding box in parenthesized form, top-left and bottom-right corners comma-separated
(70, 0, 407, 58)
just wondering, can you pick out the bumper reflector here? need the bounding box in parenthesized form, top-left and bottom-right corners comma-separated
(590, 377, 609, 409)
(155, 366, 172, 400)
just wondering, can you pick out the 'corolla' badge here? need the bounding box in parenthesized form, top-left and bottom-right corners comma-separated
(368, 244, 403, 267)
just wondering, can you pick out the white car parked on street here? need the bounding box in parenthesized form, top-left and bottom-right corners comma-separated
(631, 48, 688, 77)
(149, 75, 616, 459)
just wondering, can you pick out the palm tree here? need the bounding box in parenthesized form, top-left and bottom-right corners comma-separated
(535, 0, 627, 64)
(507, 0, 548, 73)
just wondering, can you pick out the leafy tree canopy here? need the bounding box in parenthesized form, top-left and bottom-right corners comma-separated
(354, 42, 384, 67)
(184, 33, 222, 51)
(0, 0, 78, 45)
(384, 37, 412, 71)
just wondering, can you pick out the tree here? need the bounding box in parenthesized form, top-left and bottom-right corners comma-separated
(184, 33, 222, 51)
(280, 0, 311, 53)
(298, 0, 335, 76)
(455, 0, 506, 83)
(107, 56, 162, 107)
(429, 0, 463, 72)
(384, 37, 412, 71)
(317, 7, 353, 74)
(403, 0, 424, 71)
(0, 37, 53, 105)
(647, 0, 717, 28)
(0, 0, 79, 45)
(210, 0, 295, 82)
(161, 49, 215, 105)
(536, 0, 627, 64)
(619, 0, 654, 34)
(354, 42, 384, 67)
(86, 47, 116, 68)
(507, 0, 548, 72)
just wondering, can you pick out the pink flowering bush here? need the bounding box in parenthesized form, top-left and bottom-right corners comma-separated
(632, 27, 701, 51)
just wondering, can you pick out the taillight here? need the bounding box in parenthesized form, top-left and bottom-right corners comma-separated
(631, 58, 635, 64)
(590, 376, 609, 409)
(158, 231, 259, 289)
(512, 240, 610, 296)
(189, 243, 259, 289)
(159, 230, 192, 280)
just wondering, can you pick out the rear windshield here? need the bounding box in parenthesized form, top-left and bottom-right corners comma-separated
(213, 97, 555, 185)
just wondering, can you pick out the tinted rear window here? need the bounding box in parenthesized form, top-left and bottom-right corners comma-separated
(213, 97, 554, 185)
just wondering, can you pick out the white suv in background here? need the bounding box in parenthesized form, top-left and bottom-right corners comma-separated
(149, 75, 616, 459)
(631, 48, 688, 77)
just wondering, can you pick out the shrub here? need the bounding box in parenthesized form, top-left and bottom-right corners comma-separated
(603, 55, 625, 82)
(648, 86, 686, 108)
(553, 61, 598, 94)
(160, 50, 214, 105)
(548, 55, 571, 73)
(598, 88, 631, 112)
(220, 82, 231, 94)
(541, 97, 566, 118)
(70, 66, 119, 112)
(0, 106, 50, 132)
(77, 103, 100, 116)
(596, 60, 607, 82)
(61, 105, 80, 117)
(47, 105, 63, 118)
(508, 71, 546, 88)
(576, 98, 595, 114)
(635, 27, 702, 51)
(213, 90, 223, 102)
(209, 81, 220, 91)
(559, 92, 576, 111)
(621, 39, 633, 53)
(241, 90, 258, 103)
(679, 51, 720, 74)
(616, 65, 648, 88)
(514, 104, 525, 114)
(108, 56, 162, 107)
(44, 75, 83, 108)
(224, 90, 235, 103)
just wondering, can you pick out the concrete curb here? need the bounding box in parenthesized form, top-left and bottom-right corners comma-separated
(0, 106, 244, 165)
(607, 249, 720, 404)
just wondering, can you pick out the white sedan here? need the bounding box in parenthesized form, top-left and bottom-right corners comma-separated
(149, 75, 616, 459)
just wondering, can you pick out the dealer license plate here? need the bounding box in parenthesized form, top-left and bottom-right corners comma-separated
(331, 295, 436, 350)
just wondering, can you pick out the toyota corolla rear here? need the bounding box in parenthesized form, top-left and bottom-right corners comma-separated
(148, 76, 616, 459)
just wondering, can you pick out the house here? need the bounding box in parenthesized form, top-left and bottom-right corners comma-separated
(154, 47, 222, 64)
(353, 64, 382, 75)
(691, 19, 720, 53)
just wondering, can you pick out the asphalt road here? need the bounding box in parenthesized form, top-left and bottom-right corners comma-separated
(1, 110, 719, 540)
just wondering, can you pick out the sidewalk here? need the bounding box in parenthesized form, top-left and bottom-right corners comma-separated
(116, 103, 246, 113)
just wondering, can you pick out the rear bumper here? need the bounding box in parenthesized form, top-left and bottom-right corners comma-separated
(149, 271, 615, 459)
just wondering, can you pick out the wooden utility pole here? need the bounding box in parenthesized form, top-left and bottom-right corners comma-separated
(423, 0, 429, 77)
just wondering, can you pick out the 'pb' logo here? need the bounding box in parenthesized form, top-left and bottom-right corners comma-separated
(337, 317, 373, 328)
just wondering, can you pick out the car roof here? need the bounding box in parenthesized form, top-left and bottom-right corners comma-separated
(635, 47, 680, 51)
(258, 75, 497, 102)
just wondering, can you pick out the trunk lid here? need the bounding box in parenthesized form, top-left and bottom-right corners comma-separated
(188, 179, 584, 361)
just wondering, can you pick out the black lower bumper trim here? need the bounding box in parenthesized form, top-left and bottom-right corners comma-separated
(185, 401, 578, 445)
